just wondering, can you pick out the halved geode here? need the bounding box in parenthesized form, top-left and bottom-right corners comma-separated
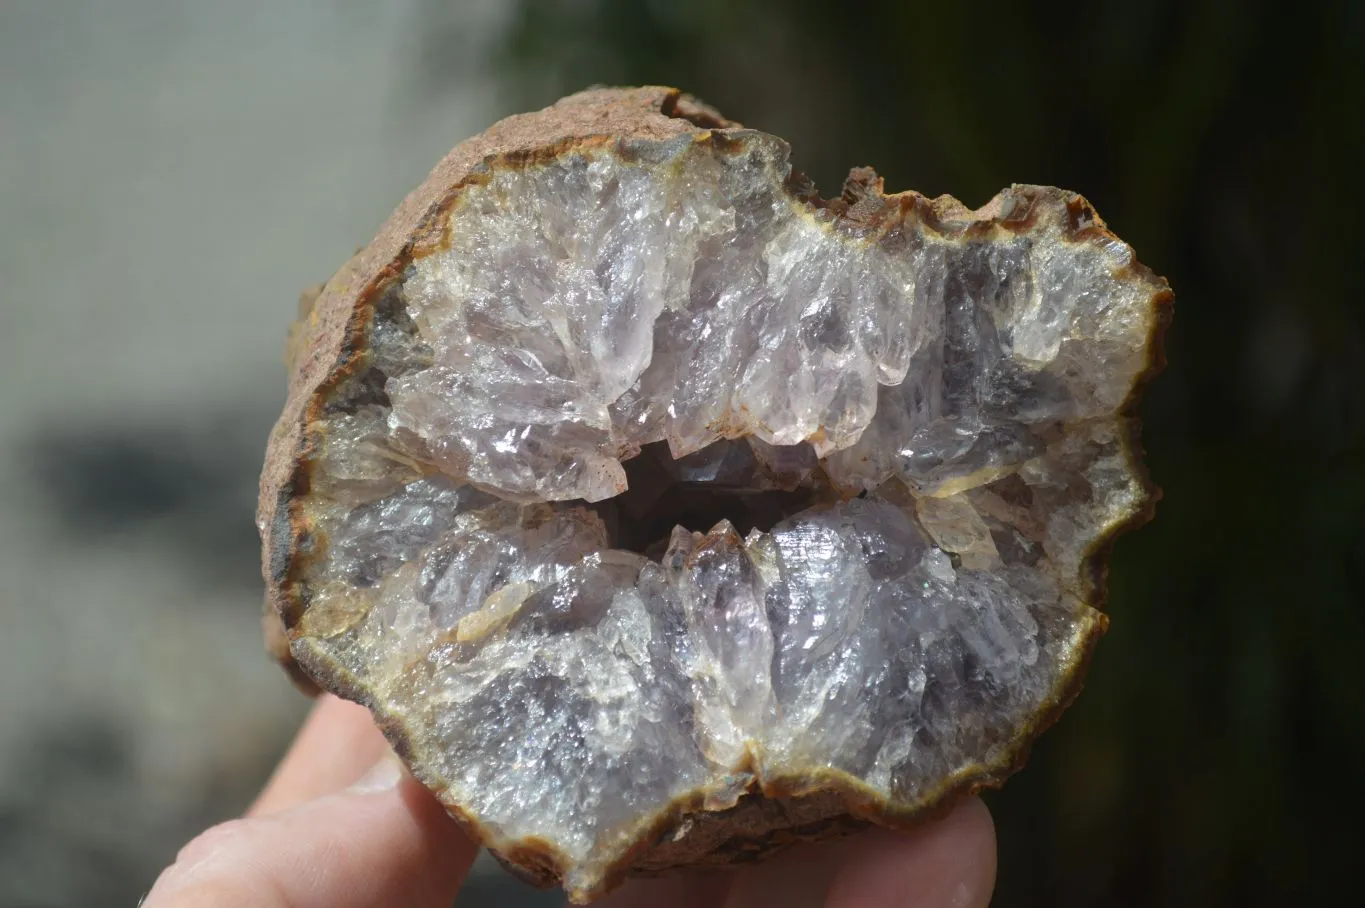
(258, 87, 1171, 902)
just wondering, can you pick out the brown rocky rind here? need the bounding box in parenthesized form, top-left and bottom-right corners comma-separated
(258, 86, 1172, 902)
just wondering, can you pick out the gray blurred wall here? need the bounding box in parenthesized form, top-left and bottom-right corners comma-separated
(0, 2, 551, 905)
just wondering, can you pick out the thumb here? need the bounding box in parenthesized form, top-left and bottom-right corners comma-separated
(143, 753, 477, 908)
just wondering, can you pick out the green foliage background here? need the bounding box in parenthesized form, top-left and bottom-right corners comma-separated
(442, 0, 1365, 903)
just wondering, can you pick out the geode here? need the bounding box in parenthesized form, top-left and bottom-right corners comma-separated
(258, 87, 1171, 902)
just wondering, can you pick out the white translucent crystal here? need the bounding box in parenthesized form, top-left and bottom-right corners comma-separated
(293, 130, 1161, 890)
(386, 135, 1152, 503)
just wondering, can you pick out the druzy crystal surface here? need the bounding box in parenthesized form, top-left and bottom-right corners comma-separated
(261, 88, 1169, 903)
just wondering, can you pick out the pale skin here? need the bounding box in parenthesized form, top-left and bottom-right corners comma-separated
(144, 695, 997, 907)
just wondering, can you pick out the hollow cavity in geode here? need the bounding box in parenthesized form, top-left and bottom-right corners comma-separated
(260, 87, 1170, 903)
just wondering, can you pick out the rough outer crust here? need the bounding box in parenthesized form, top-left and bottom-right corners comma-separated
(258, 86, 1173, 901)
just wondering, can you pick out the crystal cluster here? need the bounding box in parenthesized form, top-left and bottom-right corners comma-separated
(259, 88, 1170, 903)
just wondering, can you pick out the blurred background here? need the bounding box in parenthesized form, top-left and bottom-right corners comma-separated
(0, 1, 1360, 906)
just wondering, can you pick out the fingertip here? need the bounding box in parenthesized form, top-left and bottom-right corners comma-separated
(825, 797, 996, 908)
(146, 770, 478, 908)
(250, 694, 393, 816)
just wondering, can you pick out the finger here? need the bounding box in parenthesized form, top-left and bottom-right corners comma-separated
(144, 759, 478, 908)
(250, 694, 392, 816)
(824, 797, 996, 908)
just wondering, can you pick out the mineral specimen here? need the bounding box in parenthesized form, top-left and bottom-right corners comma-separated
(258, 86, 1171, 902)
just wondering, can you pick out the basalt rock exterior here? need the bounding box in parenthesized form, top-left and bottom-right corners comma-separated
(258, 86, 1172, 903)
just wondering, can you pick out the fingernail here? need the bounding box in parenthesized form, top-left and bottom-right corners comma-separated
(347, 753, 406, 793)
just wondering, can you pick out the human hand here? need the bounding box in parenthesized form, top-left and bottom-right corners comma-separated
(144, 695, 996, 907)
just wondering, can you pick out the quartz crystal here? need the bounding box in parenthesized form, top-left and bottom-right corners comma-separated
(258, 87, 1171, 903)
